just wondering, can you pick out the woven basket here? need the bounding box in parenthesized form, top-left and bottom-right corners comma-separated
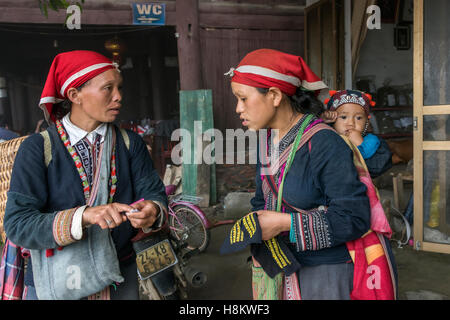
(0, 136, 28, 244)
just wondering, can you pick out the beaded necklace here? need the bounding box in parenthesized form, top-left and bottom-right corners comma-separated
(56, 119, 117, 204)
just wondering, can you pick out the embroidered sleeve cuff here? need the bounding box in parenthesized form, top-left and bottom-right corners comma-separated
(142, 200, 167, 233)
(291, 207, 332, 252)
(53, 207, 79, 247)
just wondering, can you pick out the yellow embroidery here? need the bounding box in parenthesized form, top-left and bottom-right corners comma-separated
(242, 215, 254, 239)
(230, 222, 237, 244)
(272, 238, 290, 266)
(249, 213, 257, 236)
(235, 220, 242, 243)
(265, 240, 284, 269)
(270, 238, 288, 267)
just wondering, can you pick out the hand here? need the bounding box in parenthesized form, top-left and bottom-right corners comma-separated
(255, 210, 291, 241)
(82, 203, 132, 229)
(126, 200, 161, 229)
(346, 129, 364, 146)
(321, 110, 338, 123)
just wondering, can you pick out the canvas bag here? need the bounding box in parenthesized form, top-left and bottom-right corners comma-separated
(30, 125, 124, 300)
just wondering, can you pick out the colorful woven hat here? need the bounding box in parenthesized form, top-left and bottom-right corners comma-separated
(39, 50, 119, 123)
(324, 89, 376, 115)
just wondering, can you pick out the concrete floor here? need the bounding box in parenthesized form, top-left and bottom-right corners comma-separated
(184, 162, 450, 301)
(185, 220, 450, 300)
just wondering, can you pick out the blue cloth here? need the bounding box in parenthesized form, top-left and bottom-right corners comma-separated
(357, 133, 380, 159)
(362, 135, 392, 178)
(0, 127, 19, 141)
(4, 124, 168, 289)
(251, 129, 371, 267)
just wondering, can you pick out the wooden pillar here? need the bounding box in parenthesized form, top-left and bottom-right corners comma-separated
(132, 55, 150, 119)
(10, 78, 28, 135)
(0, 76, 12, 127)
(175, 0, 203, 90)
(150, 33, 165, 120)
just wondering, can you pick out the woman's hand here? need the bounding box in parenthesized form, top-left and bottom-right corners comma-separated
(256, 210, 291, 241)
(125, 200, 161, 229)
(82, 203, 133, 229)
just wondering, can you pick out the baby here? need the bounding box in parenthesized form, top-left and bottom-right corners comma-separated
(322, 89, 392, 178)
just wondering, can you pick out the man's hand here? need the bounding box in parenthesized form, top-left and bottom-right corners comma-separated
(82, 203, 132, 229)
(126, 200, 161, 229)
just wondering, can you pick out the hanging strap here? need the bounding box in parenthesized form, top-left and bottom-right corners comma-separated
(39, 130, 52, 168)
(276, 114, 314, 212)
(119, 128, 130, 151)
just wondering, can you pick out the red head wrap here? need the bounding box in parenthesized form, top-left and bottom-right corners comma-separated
(39, 50, 118, 123)
(225, 49, 328, 100)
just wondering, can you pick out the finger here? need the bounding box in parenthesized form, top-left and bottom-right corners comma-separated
(128, 216, 156, 229)
(109, 208, 125, 226)
(127, 209, 156, 220)
(97, 219, 109, 229)
(112, 203, 135, 214)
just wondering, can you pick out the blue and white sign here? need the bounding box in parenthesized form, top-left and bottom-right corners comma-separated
(132, 3, 165, 25)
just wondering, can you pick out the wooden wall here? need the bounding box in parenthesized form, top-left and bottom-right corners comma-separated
(0, 0, 306, 133)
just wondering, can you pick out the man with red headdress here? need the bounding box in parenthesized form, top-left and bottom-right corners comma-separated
(2, 50, 168, 300)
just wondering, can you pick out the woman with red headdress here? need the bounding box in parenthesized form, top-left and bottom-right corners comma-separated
(3, 50, 168, 300)
(224, 49, 397, 300)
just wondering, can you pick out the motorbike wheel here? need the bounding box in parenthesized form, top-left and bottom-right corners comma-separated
(169, 205, 210, 252)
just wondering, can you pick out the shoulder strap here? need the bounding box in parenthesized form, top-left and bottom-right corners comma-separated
(39, 130, 52, 167)
(262, 123, 333, 212)
(119, 128, 130, 151)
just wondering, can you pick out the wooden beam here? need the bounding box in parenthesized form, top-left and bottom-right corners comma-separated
(0, 7, 176, 25)
(423, 141, 450, 151)
(199, 13, 304, 30)
(423, 105, 450, 115)
(422, 242, 450, 254)
(413, 0, 424, 251)
(176, 0, 203, 90)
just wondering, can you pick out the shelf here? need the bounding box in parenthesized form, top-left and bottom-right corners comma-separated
(379, 133, 413, 138)
(371, 106, 412, 111)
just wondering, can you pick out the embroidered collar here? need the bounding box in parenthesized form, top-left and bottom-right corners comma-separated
(62, 113, 107, 146)
(268, 114, 316, 157)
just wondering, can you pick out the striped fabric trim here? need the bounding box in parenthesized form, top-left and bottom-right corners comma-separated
(52, 208, 79, 246)
(292, 207, 332, 252)
(60, 63, 115, 96)
(235, 65, 302, 87)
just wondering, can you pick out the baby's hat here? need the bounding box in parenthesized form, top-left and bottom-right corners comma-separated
(324, 89, 376, 115)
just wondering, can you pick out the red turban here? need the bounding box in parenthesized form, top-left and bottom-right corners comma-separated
(39, 50, 118, 123)
(225, 49, 328, 100)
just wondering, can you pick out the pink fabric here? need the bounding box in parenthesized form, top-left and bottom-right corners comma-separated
(359, 176, 392, 238)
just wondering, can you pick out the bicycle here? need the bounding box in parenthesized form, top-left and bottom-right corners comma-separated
(165, 185, 211, 252)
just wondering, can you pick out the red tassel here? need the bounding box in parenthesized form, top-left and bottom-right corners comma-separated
(365, 93, 373, 100)
(46, 249, 54, 257)
(370, 101, 376, 107)
(324, 98, 330, 105)
(57, 246, 63, 251)
(329, 90, 337, 96)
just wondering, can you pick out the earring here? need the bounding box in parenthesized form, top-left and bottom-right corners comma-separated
(362, 120, 370, 137)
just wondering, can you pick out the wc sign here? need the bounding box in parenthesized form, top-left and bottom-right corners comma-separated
(132, 3, 165, 25)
